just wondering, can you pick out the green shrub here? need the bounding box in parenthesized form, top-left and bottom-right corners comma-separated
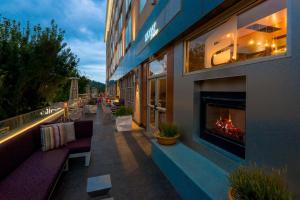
(229, 166, 293, 200)
(159, 123, 179, 137)
(115, 106, 132, 117)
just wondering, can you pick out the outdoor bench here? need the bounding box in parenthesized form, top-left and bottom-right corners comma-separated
(0, 120, 93, 200)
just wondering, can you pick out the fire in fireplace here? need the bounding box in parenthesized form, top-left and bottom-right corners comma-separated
(200, 92, 246, 158)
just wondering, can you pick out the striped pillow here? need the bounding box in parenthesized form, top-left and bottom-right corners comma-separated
(63, 122, 76, 142)
(41, 123, 66, 151)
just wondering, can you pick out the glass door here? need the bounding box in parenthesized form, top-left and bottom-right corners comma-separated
(148, 77, 166, 131)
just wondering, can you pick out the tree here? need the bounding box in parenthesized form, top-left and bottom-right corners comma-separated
(90, 80, 105, 93)
(0, 18, 80, 120)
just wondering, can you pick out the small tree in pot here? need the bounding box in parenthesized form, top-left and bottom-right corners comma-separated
(154, 123, 180, 145)
(229, 165, 293, 200)
(115, 106, 133, 132)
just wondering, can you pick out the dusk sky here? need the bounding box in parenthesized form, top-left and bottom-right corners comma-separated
(0, 0, 107, 83)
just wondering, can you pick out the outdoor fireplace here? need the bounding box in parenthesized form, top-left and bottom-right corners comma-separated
(200, 92, 246, 158)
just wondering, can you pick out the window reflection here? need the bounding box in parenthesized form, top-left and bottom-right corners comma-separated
(150, 79, 155, 106)
(149, 54, 167, 76)
(185, 0, 287, 73)
(158, 78, 166, 108)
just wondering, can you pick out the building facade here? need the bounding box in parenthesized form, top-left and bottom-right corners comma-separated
(105, 0, 300, 197)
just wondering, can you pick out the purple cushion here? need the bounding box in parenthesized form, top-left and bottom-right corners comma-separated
(74, 120, 93, 139)
(0, 148, 69, 200)
(0, 126, 40, 179)
(66, 138, 91, 154)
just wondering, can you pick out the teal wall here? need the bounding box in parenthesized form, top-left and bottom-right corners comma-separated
(109, 0, 225, 81)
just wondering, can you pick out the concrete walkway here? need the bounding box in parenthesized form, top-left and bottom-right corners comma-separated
(53, 109, 181, 200)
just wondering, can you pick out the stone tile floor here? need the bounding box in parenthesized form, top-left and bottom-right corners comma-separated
(53, 109, 181, 200)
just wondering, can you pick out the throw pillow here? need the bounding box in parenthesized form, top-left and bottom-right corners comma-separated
(63, 122, 76, 142)
(41, 123, 66, 151)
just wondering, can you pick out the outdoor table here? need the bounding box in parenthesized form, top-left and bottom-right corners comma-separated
(86, 174, 112, 197)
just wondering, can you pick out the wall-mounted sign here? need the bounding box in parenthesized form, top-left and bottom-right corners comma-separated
(144, 22, 159, 43)
(136, 0, 181, 54)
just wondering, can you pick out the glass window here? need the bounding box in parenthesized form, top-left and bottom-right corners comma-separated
(150, 79, 155, 105)
(118, 15, 123, 33)
(140, 0, 146, 13)
(149, 54, 167, 76)
(157, 78, 166, 108)
(125, 15, 132, 49)
(185, 33, 208, 72)
(126, 0, 131, 14)
(185, 0, 287, 73)
(118, 39, 123, 60)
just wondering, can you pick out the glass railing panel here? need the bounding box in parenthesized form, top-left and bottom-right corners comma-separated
(0, 103, 64, 139)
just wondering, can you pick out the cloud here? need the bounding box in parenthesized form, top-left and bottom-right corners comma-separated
(63, 0, 106, 29)
(66, 38, 106, 82)
(78, 64, 106, 83)
(67, 39, 106, 64)
(79, 27, 93, 36)
(0, 0, 107, 83)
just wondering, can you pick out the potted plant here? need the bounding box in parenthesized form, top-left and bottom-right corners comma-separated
(115, 106, 133, 132)
(229, 166, 293, 200)
(154, 123, 180, 145)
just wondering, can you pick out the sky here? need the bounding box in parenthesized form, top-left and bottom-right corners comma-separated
(0, 0, 107, 83)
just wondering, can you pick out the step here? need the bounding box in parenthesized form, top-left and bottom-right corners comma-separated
(151, 140, 229, 200)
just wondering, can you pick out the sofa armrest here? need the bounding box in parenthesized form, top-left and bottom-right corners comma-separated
(74, 120, 93, 139)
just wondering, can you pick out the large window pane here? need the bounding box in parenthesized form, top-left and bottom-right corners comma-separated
(157, 78, 166, 108)
(185, 35, 206, 72)
(150, 79, 155, 106)
(149, 54, 167, 76)
(126, 0, 131, 14)
(185, 0, 287, 73)
(125, 15, 132, 49)
(236, 8, 287, 61)
(140, 0, 146, 13)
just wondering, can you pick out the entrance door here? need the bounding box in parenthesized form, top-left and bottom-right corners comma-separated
(148, 77, 166, 131)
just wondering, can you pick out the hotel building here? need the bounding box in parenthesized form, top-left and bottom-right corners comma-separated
(105, 0, 300, 197)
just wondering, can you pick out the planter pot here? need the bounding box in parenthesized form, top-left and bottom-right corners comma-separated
(154, 132, 180, 145)
(229, 188, 239, 200)
(229, 188, 233, 200)
(116, 115, 132, 132)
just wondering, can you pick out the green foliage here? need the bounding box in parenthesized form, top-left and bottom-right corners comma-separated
(78, 76, 90, 94)
(229, 166, 293, 200)
(159, 123, 179, 137)
(90, 80, 105, 93)
(115, 106, 133, 117)
(0, 17, 81, 120)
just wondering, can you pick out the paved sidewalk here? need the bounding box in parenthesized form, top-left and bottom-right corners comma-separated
(53, 109, 181, 200)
